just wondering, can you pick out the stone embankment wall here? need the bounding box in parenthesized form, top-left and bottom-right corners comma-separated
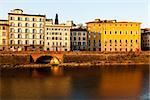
(0, 54, 33, 65)
(63, 51, 150, 64)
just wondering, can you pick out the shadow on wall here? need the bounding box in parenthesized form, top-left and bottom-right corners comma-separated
(35, 56, 53, 64)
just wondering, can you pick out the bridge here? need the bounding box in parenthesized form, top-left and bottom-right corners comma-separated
(31, 53, 64, 64)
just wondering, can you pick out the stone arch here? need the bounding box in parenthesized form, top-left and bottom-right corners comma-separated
(35, 55, 53, 64)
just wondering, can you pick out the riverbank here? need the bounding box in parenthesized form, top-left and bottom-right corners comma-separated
(0, 62, 149, 69)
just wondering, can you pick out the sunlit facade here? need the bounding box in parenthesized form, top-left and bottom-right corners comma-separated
(8, 9, 46, 51)
(45, 21, 72, 51)
(86, 19, 141, 52)
(0, 20, 9, 51)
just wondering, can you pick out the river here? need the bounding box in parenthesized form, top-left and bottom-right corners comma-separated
(0, 65, 149, 100)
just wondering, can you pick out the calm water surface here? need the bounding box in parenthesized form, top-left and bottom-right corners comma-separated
(0, 65, 149, 100)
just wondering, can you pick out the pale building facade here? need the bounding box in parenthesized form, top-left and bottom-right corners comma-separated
(70, 27, 87, 51)
(86, 19, 141, 52)
(141, 28, 150, 51)
(0, 20, 9, 50)
(8, 9, 46, 51)
(45, 21, 72, 51)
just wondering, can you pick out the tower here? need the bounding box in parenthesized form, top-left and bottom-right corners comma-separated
(55, 13, 59, 24)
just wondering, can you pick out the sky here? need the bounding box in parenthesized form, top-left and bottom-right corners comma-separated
(0, 0, 149, 28)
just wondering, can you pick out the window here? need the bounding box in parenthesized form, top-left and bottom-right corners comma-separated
(115, 40, 117, 43)
(18, 28, 22, 33)
(25, 29, 30, 33)
(33, 29, 36, 33)
(40, 29, 43, 33)
(18, 40, 22, 44)
(18, 34, 22, 38)
(25, 23, 29, 27)
(10, 28, 14, 32)
(115, 31, 117, 34)
(18, 17, 22, 21)
(110, 31, 112, 34)
(33, 18, 36, 21)
(33, 40, 36, 44)
(33, 23, 36, 27)
(3, 26, 5, 30)
(25, 34, 29, 38)
(10, 17, 14, 20)
(2, 39, 6, 44)
(83, 37, 86, 40)
(120, 31, 122, 34)
(110, 40, 112, 43)
(74, 37, 76, 40)
(25, 40, 29, 44)
(105, 31, 106, 34)
(131, 31, 132, 34)
(39, 18, 42, 22)
(18, 23, 22, 27)
(131, 40, 133, 43)
(25, 17, 29, 21)
(65, 42, 67, 46)
(120, 40, 122, 43)
(136, 40, 138, 43)
(83, 33, 86, 36)
(115, 48, 117, 51)
(79, 37, 81, 40)
(39, 24, 42, 28)
(65, 37, 67, 40)
(2, 32, 6, 36)
(11, 22, 15, 26)
(78, 32, 81, 35)
(65, 33, 67, 35)
(40, 35, 42, 39)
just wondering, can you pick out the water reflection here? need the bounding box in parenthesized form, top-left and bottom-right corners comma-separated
(0, 65, 149, 100)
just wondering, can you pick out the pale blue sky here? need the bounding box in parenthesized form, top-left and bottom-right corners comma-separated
(0, 0, 149, 28)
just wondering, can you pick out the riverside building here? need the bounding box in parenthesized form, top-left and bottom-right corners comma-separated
(70, 26, 87, 51)
(45, 14, 72, 51)
(0, 20, 9, 51)
(141, 28, 150, 51)
(8, 9, 46, 51)
(86, 19, 141, 52)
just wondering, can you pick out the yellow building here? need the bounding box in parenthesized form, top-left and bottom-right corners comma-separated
(0, 20, 9, 50)
(86, 19, 141, 52)
(8, 9, 46, 51)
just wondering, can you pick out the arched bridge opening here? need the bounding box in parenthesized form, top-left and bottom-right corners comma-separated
(36, 55, 53, 64)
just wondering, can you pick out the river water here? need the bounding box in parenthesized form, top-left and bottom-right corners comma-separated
(0, 65, 149, 100)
